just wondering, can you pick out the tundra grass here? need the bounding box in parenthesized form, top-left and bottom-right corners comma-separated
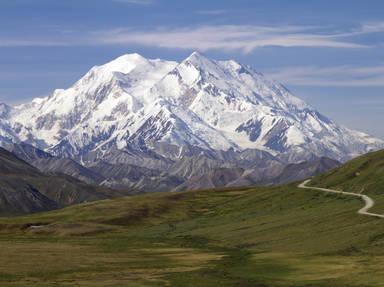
(1, 184, 384, 286)
(311, 149, 384, 213)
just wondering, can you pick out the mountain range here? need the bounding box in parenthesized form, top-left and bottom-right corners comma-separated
(0, 51, 382, 191)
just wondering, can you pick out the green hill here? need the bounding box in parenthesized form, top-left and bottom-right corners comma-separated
(1, 172, 384, 286)
(311, 149, 384, 212)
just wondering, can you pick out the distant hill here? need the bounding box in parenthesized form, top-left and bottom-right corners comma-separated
(8, 143, 105, 185)
(175, 157, 340, 191)
(273, 157, 340, 185)
(0, 147, 125, 216)
(4, 143, 339, 193)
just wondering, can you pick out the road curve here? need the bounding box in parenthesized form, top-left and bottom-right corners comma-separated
(298, 179, 384, 219)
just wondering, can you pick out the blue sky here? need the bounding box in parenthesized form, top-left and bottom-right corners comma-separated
(1, 0, 384, 137)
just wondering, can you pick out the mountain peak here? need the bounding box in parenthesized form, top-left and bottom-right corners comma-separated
(100, 53, 149, 74)
(116, 52, 146, 61)
(188, 50, 204, 57)
(183, 51, 212, 65)
(2, 52, 383, 164)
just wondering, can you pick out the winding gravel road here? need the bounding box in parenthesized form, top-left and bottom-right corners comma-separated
(298, 179, 384, 219)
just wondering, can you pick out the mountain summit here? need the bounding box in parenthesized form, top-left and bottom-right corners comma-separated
(0, 52, 382, 168)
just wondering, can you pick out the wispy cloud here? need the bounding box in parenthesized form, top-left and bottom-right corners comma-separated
(360, 21, 384, 33)
(266, 65, 384, 87)
(96, 25, 368, 52)
(0, 22, 383, 51)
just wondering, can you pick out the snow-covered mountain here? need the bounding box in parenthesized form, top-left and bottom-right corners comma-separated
(0, 51, 382, 169)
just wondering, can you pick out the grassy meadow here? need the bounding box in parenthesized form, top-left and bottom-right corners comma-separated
(0, 182, 384, 286)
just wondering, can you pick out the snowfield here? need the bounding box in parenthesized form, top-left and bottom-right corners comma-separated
(0, 51, 382, 165)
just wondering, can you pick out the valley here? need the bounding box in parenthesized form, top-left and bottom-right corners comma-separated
(1, 157, 384, 286)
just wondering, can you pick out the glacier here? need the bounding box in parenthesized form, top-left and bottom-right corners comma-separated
(0, 51, 382, 170)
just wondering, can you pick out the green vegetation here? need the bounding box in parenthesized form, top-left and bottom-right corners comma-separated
(311, 149, 384, 212)
(1, 179, 384, 286)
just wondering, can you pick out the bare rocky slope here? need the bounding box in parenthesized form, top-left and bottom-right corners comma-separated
(0, 147, 126, 216)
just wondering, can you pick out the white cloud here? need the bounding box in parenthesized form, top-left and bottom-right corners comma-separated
(266, 65, 384, 87)
(0, 22, 382, 50)
(96, 25, 367, 53)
